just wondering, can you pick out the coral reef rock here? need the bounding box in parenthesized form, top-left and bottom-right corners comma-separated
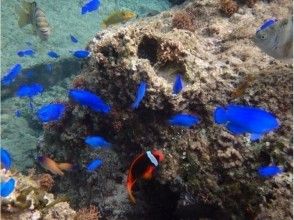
(38, 0, 293, 219)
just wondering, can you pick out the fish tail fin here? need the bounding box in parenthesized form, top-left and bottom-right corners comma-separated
(15, 1, 33, 28)
(57, 163, 74, 171)
(131, 102, 138, 110)
(214, 107, 227, 124)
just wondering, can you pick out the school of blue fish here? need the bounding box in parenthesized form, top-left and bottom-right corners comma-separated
(0, 7, 286, 201)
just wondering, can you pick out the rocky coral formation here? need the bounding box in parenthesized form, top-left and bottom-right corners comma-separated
(1, 169, 76, 220)
(37, 0, 292, 219)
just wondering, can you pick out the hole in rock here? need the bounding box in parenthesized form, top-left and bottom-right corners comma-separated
(156, 61, 186, 84)
(137, 36, 159, 65)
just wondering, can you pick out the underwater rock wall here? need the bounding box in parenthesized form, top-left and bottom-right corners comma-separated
(38, 0, 292, 219)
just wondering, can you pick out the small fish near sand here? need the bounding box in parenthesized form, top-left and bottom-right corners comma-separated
(47, 51, 60, 59)
(214, 104, 280, 141)
(17, 48, 35, 57)
(70, 50, 91, 58)
(86, 159, 103, 171)
(85, 136, 111, 149)
(101, 10, 136, 28)
(37, 103, 65, 123)
(16, 1, 51, 41)
(1, 178, 16, 197)
(70, 34, 78, 43)
(254, 16, 293, 63)
(1, 148, 12, 170)
(16, 83, 44, 98)
(37, 156, 74, 176)
(258, 165, 283, 178)
(168, 113, 200, 128)
(131, 81, 147, 110)
(81, 0, 100, 15)
(127, 149, 164, 203)
(69, 89, 111, 113)
(1, 64, 22, 86)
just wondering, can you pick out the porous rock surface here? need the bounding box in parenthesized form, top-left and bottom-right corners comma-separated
(38, 0, 293, 219)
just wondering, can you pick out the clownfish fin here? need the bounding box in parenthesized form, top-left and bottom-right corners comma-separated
(127, 180, 136, 203)
(142, 166, 155, 180)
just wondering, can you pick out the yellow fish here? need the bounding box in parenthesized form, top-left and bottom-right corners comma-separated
(101, 10, 136, 28)
(16, 1, 51, 41)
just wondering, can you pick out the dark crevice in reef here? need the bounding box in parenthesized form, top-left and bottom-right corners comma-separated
(169, 0, 187, 6)
(137, 36, 159, 65)
(156, 61, 186, 84)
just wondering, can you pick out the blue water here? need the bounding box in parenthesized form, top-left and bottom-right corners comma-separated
(1, 0, 172, 171)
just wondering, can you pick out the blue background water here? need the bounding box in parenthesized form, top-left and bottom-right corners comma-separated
(1, 0, 172, 171)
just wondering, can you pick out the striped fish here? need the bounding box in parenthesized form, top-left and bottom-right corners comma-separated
(16, 1, 51, 41)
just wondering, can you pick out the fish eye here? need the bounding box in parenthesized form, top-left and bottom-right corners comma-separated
(259, 33, 267, 40)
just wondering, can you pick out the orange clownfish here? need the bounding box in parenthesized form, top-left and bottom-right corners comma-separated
(127, 149, 164, 203)
(37, 156, 73, 176)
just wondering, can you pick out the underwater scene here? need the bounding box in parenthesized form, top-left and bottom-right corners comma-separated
(0, 0, 292, 219)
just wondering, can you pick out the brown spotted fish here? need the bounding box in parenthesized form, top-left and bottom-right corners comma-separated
(254, 16, 293, 63)
(16, 1, 51, 41)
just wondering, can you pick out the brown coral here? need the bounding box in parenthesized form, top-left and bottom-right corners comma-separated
(220, 0, 239, 17)
(245, 0, 258, 8)
(38, 173, 54, 191)
(75, 205, 100, 220)
(172, 11, 195, 31)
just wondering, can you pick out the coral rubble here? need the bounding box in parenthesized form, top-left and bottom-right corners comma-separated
(37, 0, 293, 219)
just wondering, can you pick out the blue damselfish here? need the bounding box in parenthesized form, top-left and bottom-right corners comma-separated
(70, 34, 78, 43)
(173, 74, 184, 94)
(69, 89, 111, 113)
(81, 0, 100, 15)
(71, 50, 91, 58)
(256, 18, 278, 33)
(85, 136, 111, 149)
(168, 113, 200, 127)
(47, 51, 60, 58)
(0, 178, 16, 197)
(1, 148, 12, 170)
(214, 104, 279, 141)
(16, 83, 44, 98)
(131, 81, 147, 109)
(258, 165, 282, 177)
(86, 159, 103, 171)
(17, 49, 35, 57)
(37, 103, 65, 123)
(1, 64, 22, 86)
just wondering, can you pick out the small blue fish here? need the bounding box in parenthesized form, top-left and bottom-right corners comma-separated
(45, 64, 53, 73)
(168, 113, 200, 127)
(85, 136, 111, 149)
(70, 34, 78, 43)
(17, 49, 35, 57)
(86, 159, 103, 171)
(258, 165, 282, 177)
(69, 89, 111, 113)
(15, 110, 21, 117)
(47, 51, 60, 58)
(81, 0, 100, 15)
(37, 103, 65, 123)
(0, 178, 16, 197)
(16, 83, 44, 98)
(131, 81, 147, 109)
(256, 18, 278, 33)
(214, 105, 279, 141)
(1, 148, 12, 170)
(70, 50, 91, 58)
(173, 74, 184, 95)
(1, 64, 22, 86)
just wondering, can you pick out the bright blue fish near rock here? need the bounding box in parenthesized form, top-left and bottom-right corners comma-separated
(258, 165, 282, 177)
(47, 51, 60, 58)
(70, 50, 91, 58)
(86, 159, 103, 171)
(256, 18, 278, 33)
(131, 81, 147, 109)
(69, 89, 111, 113)
(81, 0, 100, 15)
(1, 148, 12, 170)
(168, 113, 200, 127)
(15, 110, 21, 117)
(37, 103, 65, 123)
(214, 104, 279, 141)
(0, 178, 16, 197)
(1, 64, 22, 86)
(16, 83, 44, 98)
(17, 49, 35, 57)
(173, 74, 184, 95)
(85, 136, 111, 149)
(70, 34, 78, 43)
